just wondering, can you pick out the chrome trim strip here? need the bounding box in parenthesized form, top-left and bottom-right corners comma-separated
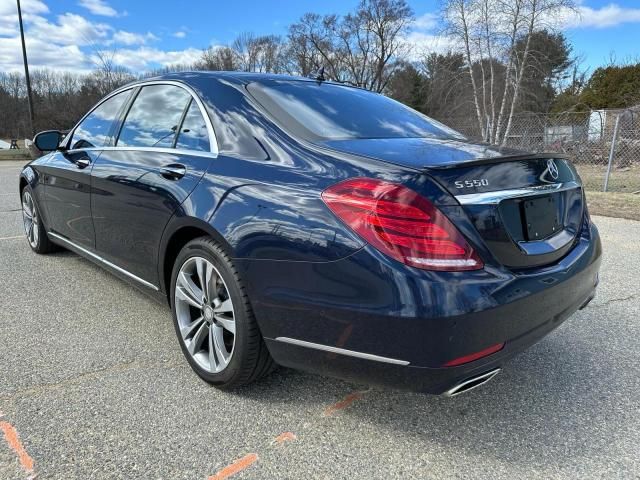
(64, 80, 219, 156)
(455, 181, 580, 205)
(443, 368, 501, 397)
(274, 337, 410, 365)
(64, 146, 217, 159)
(49, 232, 159, 291)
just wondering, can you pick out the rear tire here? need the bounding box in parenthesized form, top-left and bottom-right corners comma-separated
(170, 236, 275, 388)
(21, 186, 58, 254)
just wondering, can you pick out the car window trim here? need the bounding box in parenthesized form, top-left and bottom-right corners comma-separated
(172, 98, 193, 148)
(64, 80, 218, 156)
(65, 87, 135, 151)
(111, 86, 141, 148)
(64, 146, 218, 159)
(116, 83, 190, 149)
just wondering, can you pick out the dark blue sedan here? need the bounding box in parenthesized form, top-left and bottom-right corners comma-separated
(20, 72, 601, 395)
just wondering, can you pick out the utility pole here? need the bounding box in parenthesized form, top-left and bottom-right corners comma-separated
(17, 0, 36, 137)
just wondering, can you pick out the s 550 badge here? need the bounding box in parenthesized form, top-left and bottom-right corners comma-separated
(454, 179, 489, 189)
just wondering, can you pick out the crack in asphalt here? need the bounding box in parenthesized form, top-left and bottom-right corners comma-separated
(590, 293, 639, 309)
(0, 359, 183, 401)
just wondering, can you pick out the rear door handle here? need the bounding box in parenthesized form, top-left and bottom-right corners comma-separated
(161, 164, 186, 180)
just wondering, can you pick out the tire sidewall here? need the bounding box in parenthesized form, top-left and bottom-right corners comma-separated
(170, 238, 248, 386)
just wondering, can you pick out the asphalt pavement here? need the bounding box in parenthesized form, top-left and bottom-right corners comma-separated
(1, 160, 638, 479)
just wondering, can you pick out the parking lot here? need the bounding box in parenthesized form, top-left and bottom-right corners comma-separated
(0, 160, 638, 479)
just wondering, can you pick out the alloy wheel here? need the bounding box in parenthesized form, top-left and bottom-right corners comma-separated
(174, 256, 236, 373)
(22, 190, 39, 249)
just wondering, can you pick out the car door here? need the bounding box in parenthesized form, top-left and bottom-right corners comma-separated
(42, 89, 133, 249)
(91, 82, 214, 287)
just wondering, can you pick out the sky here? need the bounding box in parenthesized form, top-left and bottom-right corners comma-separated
(0, 0, 639, 76)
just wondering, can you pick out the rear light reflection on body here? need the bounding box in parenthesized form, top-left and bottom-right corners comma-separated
(443, 342, 506, 367)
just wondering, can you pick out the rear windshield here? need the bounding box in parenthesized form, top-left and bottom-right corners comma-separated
(247, 80, 465, 142)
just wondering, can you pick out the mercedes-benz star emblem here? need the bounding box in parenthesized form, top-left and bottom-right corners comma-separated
(546, 159, 559, 180)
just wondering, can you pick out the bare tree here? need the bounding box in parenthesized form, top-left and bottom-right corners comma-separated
(89, 46, 135, 96)
(287, 0, 413, 91)
(442, 0, 576, 144)
(443, 0, 486, 138)
(499, 0, 576, 145)
(358, 0, 414, 92)
(197, 46, 238, 71)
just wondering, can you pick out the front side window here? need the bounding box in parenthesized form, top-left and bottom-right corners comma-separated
(247, 80, 465, 142)
(70, 89, 131, 149)
(117, 85, 191, 148)
(175, 100, 210, 152)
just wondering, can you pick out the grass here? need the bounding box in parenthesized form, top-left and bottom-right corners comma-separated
(586, 191, 640, 221)
(574, 163, 640, 220)
(0, 139, 31, 161)
(575, 163, 640, 193)
(0, 149, 31, 161)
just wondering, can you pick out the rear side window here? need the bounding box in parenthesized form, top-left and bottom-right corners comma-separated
(118, 85, 191, 148)
(175, 100, 210, 152)
(70, 89, 131, 149)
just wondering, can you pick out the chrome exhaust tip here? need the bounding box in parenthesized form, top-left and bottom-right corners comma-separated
(443, 368, 501, 397)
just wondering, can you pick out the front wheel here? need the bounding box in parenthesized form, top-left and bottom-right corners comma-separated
(21, 186, 57, 254)
(170, 237, 275, 388)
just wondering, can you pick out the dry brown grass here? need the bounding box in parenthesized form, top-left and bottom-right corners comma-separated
(586, 191, 640, 221)
(575, 163, 640, 193)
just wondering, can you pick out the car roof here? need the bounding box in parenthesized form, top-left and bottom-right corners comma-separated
(124, 71, 361, 90)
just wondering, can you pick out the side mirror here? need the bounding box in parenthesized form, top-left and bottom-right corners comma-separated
(33, 130, 63, 152)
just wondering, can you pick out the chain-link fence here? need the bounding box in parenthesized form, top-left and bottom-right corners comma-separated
(441, 108, 640, 193)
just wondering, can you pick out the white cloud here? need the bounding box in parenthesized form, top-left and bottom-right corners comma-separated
(77, 0, 119, 17)
(404, 31, 458, 60)
(112, 30, 159, 45)
(28, 13, 111, 46)
(0, 35, 91, 73)
(405, 10, 454, 59)
(105, 46, 203, 70)
(413, 12, 439, 31)
(173, 30, 187, 38)
(0, 0, 51, 36)
(0, 0, 49, 16)
(562, 3, 640, 29)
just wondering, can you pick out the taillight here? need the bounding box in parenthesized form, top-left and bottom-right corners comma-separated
(321, 178, 483, 271)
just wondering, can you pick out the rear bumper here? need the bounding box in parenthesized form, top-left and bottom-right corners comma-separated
(240, 222, 602, 394)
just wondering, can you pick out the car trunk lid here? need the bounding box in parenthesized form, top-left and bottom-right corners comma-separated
(320, 137, 584, 269)
(431, 156, 584, 268)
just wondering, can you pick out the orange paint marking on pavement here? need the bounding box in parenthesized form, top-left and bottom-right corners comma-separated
(208, 453, 259, 480)
(324, 391, 364, 416)
(0, 420, 35, 476)
(274, 432, 297, 444)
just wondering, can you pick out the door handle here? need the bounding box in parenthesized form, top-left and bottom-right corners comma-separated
(160, 164, 186, 180)
(75, 158, 90, 169)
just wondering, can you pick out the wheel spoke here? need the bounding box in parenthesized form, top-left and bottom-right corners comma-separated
(208, 325, 218, 371)
(195, 258, 213, 302)
(214, 314, 235, 334)
(180, 315, 205, 340)
(214, 298, 233, 314)
(211, 325, 230, 368)
(32, 216, 39, 245)
(176, 271, 204, 309)
(187, 322, 208, 355)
